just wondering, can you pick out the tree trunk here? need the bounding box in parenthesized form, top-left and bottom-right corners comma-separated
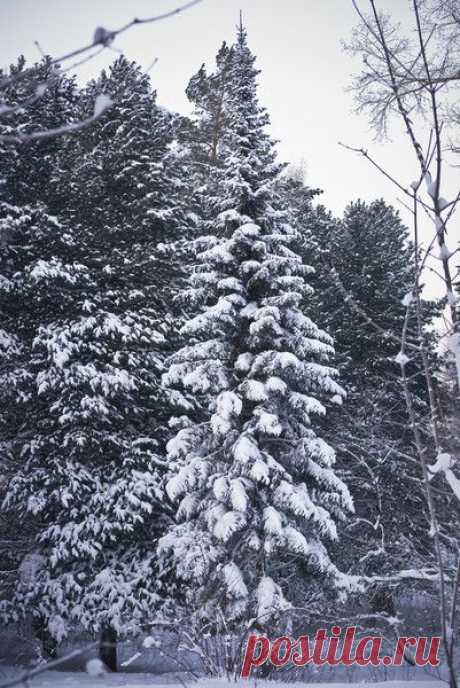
(32, 615, 58, 659)
(370, 584, 395, 616)
(99, 626, 117, 672)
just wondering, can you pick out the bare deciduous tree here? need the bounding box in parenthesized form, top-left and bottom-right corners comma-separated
(344, 2, 460, 686)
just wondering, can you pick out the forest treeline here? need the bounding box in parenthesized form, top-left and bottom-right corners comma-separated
(0, 24, 458, 668)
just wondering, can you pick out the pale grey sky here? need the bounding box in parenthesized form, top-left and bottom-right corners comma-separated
(1, 0, 458, 297)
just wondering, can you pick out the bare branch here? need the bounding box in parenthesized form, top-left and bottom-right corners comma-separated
(0, 0, 203, 90)
(0, 95, 113, 145)
(0, 643, 99, 688)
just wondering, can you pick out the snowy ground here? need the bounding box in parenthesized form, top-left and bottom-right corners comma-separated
(0, 671, 447, 688)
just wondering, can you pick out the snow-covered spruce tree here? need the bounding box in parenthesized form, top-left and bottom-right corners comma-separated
(0, 62, 80, 655)
(160, 26, 354, 632)
(0, 202, 80, 658)
(1, 57, 184, 667)
(299, 199, 446, 612)
(0, 203, 37, 610)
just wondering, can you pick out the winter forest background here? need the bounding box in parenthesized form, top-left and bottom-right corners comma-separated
(0, 0, 460, 686)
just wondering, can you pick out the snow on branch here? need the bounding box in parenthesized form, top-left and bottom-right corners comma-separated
(429, 452, 460, 503)
(0, 83, 47, 118)
(363, 568, 445, 583)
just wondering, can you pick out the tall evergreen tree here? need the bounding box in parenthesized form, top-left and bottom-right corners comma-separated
(298, 198, 446, 609)
(0, 57, 184, 660)
(0, 58, 80, 653)
(160, 26, 354, 630)
(0, 200, 58, 636)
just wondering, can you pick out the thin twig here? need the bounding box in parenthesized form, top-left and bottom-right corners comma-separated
(0, 0, 203, 90)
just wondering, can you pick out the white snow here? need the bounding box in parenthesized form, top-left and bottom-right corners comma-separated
(265, 376, 287, 395)
(263, 506, 283, 535)
(213, 509, 246, 541)
(238, 222, 261, 237)
(0, 669, 445, 688)
(249, 458, 269, 483)
(142, 636, 160, 649)
(424, 171, 437, 198)
(216, 391, 242, 418)
(213, 475, 229, 501)
(255, 411, 282, 435)
(235, 352, 254, 372)
(35, 83, 48, 97)
(395, 351, 410, 367)
(430, 452, 454, 474)
(401, 292, 413, 307)
(93, 94, 113, 117)
(211, 391, 243, 436)
(230, 478, 248, 511)
(438, 197, 450, 211)
(449, 332, 460, 388)
(429, 451, 460, 502)
(120, 652, 143, 667)
(256, 576, 289, 621)
(232, 435, 261, 463)
(256, 575, 277, 620)
(447, 290, 458, 306)
(277, 352, 298, 369)
(222, 561, 248, 598)
(85, 658, 106, 677)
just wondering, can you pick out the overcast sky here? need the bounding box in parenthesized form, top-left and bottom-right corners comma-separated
(1, 0, 458, 297)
